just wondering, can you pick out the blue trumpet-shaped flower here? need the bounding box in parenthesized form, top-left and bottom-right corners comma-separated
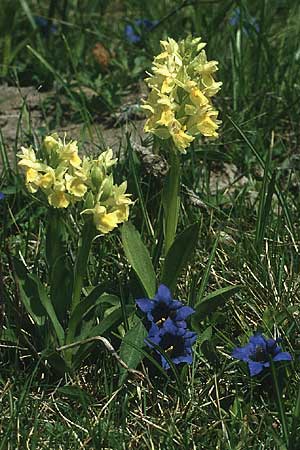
(34, 16, 57, 35)
(136, 284, 195, 334)
(232, 333, 292, 376)
(146, 321, 197, 370)
(125, 19, 158, 44)
(229, 7, 259, 35)
(0, 192, 5, 200)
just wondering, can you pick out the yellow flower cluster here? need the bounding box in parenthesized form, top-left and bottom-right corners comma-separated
(17, 134, 132, 234)
(142, 36, 222, 153)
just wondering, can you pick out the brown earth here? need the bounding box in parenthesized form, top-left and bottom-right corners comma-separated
(0, 84, 146, 168)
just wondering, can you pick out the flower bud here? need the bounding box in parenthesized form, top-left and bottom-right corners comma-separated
(100, 175, 113, 201)
(83, 191, 94, 209)
(44, 135, 59, 152)
(91, 166, 104, 190)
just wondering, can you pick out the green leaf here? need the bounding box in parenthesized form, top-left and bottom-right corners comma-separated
(46, 210, 72, 322)
(50, 255, 73, 322)
(197, 326, 213, 350)
(57, 386, 92, 407)
(161, 222, 200, 291)
(42, 350, 68, 376)
(67, 289, 119, 344)
(118, 317, 147, 384)
(72, 305, 134, 370)
(121, 222, 156, 298)
(28, 274, 65, 346)
(192, 285, 242, 331)
(13, 258, 46, 326)
(45, 209, 67, 268)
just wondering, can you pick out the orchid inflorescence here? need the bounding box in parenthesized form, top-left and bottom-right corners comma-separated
(136, 284, 197, 370)
(142, 36, 222, 153)
(17, 134, 132, 234)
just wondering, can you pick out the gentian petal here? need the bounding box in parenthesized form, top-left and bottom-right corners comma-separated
(171, 300, 183, 309)
(232, 344, 253, 362)
(148, 322, 161, 336)
(175, 320, 188, 329)
(136, 298, 154, 313)
(175, 305, 195, 320)
(273, 352, 292, 362)
(163, 318, 179, 334)
(160, 356, 170, 370)
(248, 361, 264, 376)
(145, 332, 161, 347)
(156, 284, 172, 305)
(184, 331, 197, 347)
(173, 354, 193, 365)
(249, 333, 267, 351)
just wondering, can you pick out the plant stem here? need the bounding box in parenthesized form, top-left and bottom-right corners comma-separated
(163, 147, 180, 254)
(70, 220, 95, 314)
(270, 361, 289, 445)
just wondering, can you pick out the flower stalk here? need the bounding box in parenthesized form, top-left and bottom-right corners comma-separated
(162, 147, 180, 253)
(70, 219, 95, 314)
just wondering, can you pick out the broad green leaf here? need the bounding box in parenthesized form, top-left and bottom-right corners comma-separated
(161, 222, 200, 291)
(42, 350, 68, 376)
(67, 289, 119, 343)
(45, 209, 67, 268)
(192, 285, 242, 331)
(0, 327, 19, 344)
(57, 386, 92, 406)
(46, 210, 72, 321)
(197, 326, 213, 350)
(50, 255, 73, 323)
(73, 305, 134, 370)
(28, 274, 65, 346)
(13, 258, 45, 326)
(121, 222, 156, 298)
(118, 317, 147, 384)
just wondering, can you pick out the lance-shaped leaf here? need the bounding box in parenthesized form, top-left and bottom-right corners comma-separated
(28, 273, 65, 346)
(192, 285, 242, 332)
(13, 257, 45, 327)
(118, 317, 148, 384)
(121, 222, 156, 298)
(161, 222, 200, 291)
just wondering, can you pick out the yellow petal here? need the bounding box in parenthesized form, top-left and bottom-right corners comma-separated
(95, 210, 119, 233)
(26, 168, 39, 183)
(48, 191, 70, 208)
(39, 171, 54, 189)
(69, 152, 82, 168)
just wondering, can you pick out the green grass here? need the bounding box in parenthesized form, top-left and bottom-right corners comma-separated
(1, 0, 300, 449)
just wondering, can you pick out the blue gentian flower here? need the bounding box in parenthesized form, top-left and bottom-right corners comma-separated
(136, 284, 195, 334)
(0, 192, 5, 200)
(147, 321, 197, 370)
(232, 333, 292, 376)
(34, 16, 57, 35)
(229, 8, 259, 34)
(125, 19, 158, 44)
